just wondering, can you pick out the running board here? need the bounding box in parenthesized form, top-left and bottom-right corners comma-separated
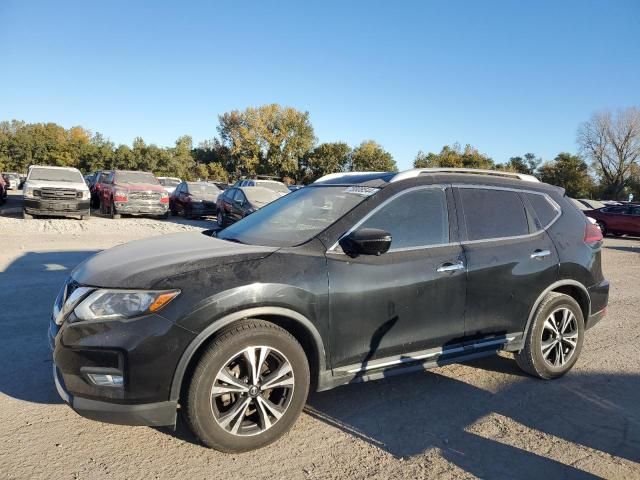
(323, 334, 521, 389)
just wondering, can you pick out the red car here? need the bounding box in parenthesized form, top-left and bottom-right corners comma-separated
(586, 204, 640, 237)
(97, 170, 169, 219)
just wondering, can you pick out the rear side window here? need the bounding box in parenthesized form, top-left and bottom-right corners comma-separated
(602, 206, 626, 214)
(460, 188, 529, 241)
(524, 193, 558, 228)
(359, 188, 449, 249)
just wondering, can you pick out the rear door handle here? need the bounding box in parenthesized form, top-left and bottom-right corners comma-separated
(530, 249, 551, 259)
(437, 261, 465, 273)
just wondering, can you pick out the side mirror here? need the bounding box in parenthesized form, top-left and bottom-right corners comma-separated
(339, 228, 392, 257)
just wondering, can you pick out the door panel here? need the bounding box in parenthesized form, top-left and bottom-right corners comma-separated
(327, 245, 466, 367)
(326, 186, 466, 368)
(456, 187, 559, 338)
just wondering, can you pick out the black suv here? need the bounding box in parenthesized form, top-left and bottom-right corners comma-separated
(50, 168, 609, 452)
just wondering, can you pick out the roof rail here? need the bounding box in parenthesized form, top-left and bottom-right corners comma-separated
(313, 171, 386, 183)
(390, 168, 540, 183)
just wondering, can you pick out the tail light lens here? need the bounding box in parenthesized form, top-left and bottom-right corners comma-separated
(114, 189, 128, 202)
(584, 221, 603, 244)
(160, 192, 169, 204)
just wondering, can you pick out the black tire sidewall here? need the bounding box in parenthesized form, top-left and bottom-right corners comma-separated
(529, 294, 585, 378)
(188, 325, 310, 452)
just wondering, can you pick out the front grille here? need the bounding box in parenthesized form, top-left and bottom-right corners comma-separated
(38, 187, 78, 200)
(128, 191, 161, 201)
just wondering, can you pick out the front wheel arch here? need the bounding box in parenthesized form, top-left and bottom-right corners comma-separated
(171, 307, 326, 404)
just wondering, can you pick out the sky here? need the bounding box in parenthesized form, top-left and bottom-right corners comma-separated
(1, 0, 639, 170)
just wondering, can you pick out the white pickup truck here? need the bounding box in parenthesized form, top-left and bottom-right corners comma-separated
(23, 165, 91, 220)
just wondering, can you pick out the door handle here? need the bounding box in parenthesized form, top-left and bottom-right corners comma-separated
(530, 249, 551, 259)
(437, 261, 465, 273)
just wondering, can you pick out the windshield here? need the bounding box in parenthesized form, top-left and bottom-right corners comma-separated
(160, 178, 181, 187)
(29, 168, 83, 183)
(187, 182, 220, 196)
(116, 171, 159, 184)
(217, 185, 378, 247)
(257, 181, 290, 194)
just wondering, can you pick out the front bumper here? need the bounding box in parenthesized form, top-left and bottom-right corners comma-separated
(24, 198, 90, 216)
(114, 201, 168, 216)
(49, 309, 195, 427)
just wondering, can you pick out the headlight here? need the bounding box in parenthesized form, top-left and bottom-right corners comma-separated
(73, 289, 180, 322)
(24, 187, 35, 198)
(82, 190, 90, 200)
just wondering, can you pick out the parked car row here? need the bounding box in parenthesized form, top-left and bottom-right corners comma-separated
(584, 203, 640, 237)
(8, 165, 298, 222)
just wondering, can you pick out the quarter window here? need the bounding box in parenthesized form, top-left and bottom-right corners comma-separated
(524, 193, 558, 228)
(358, 188, 449, 249)
(460, 188, 529, 241)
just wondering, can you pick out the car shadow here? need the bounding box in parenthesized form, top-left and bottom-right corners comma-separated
(0, 250, 99, 404)
(305, 359, 640, 478)
(604, 245, 640, 254)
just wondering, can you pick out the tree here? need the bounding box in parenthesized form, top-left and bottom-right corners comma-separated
(414, 143, 494, 169)
(538, 153, 594, 197)
(300, 142, 351, 182)
(218, 104, 316, 179)
(207, 162, 229, 182)
(577, 107, 640, 199)
(350, 140, 397, 172)
(500, 153, 540, 175)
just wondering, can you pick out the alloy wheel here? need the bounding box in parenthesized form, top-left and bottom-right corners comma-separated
(540, 307, 579, 367)
(210, 346, 294, 436)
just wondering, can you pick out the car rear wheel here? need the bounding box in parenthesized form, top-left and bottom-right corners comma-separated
(515, 292, 584, 379)
(185, 320, 309, 452)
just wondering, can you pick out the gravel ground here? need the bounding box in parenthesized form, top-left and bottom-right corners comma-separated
(1, 191, 639, 479)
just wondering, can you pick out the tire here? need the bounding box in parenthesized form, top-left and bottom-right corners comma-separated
(159, 212, 169, 220)
(23, 211, 33, 220)
(515, 292, 584, 379)
(595, 221, 607, 236)
(109, 200, 121, 219)
(185, 320, 310, 453)
(217, 211, 224, 227)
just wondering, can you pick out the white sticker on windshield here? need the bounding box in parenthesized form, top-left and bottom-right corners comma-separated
(342, 186, 379, 197)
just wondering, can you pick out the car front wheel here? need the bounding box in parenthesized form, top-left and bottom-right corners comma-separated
(185, 320, 310, 452)
(515, 292, 584, 379)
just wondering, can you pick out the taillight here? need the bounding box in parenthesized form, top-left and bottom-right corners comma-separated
(584, 221, 603, 244)
(160, 192, 169, 204)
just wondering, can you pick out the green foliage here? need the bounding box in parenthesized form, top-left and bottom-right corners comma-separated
(414, 143, 494, 170)
(218, 104, 316, 180)
(350, 140, 397, 172)
(300, 142, 351, 182)
(538, 153, 595, 197)
(499, 153, 540, 175)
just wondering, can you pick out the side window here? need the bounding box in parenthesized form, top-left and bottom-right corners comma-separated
(460, 188, 529, 241)
(630, 206, 640, 216)
(358, 188, 449, 249)
(234, 190, 246, 204)
(524, 193, 558, 229)
(602, 206, 625, 214)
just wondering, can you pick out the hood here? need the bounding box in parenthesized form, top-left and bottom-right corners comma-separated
(114, 182, 165, 192)
(71, 232, 278, 288)
(25, 179, 88, 191)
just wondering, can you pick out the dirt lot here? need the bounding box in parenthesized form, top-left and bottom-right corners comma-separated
(1, 191, 639, 479)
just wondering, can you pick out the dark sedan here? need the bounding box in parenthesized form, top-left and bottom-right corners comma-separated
(585, 204, 640, 236)
(215, 186, 280, 227)
(170, 181, 221, 218)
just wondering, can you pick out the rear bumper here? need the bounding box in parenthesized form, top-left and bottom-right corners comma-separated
(586, 279, 609, 330)
(53, 365, 177, 426)
(24, 198, 90, 216)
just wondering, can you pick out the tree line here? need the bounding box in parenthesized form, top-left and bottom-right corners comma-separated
(1, 104, 638, 198)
